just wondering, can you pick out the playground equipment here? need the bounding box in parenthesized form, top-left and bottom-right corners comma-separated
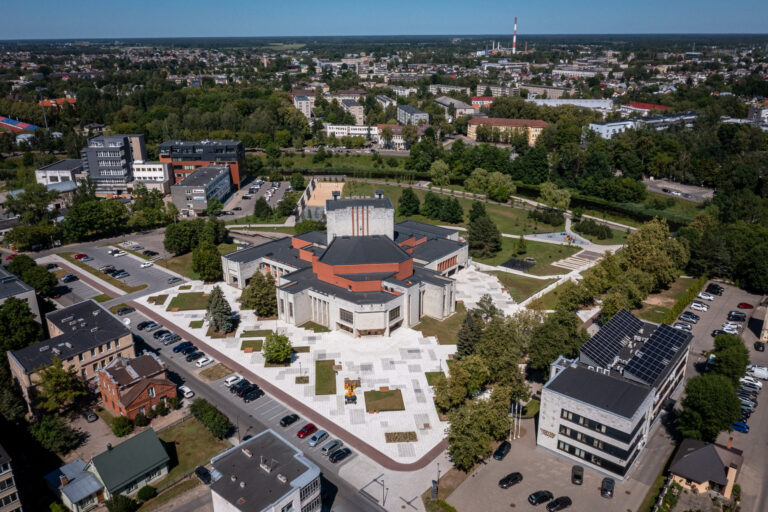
(344, 380, 357, 405)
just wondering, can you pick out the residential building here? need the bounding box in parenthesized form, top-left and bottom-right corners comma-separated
(323, 125, 378, 141)
(389, 85, 417, 97)
(467, 118, 549, 146)
(170, 165, 231, 217)
(8, 299, 135, 412)
(34, 159, 84, 186)
(621, 102, 671, 116)
(294, 94, 312, 121)
(0, 266, 40, 322)
(97, 354, 176, 420)
(81, 134, 146, 196)
(427, 84, 470, 95)
(329, 89, 366, 102)
(551, 66, 607, 78)
(588, 112, 698, 139)
(397, 104, 429, 125)
(0, 444, 22, 512)
(520, 84, 573, 99)
(472, 96, 495, 110)
(476, 84, 517, 97)
(587, 120, 636, 139)
(9, 180, 77, 210)
(158, 139, 245, 189)
(131, 161, 171, 194)
(221, 194, 466, 336)
(376, 124, 428, 150)
(89, 429, 169, 498)
(340, 99, 365, 125)
(434, 96, 474, 121)
(526, 98, 615, 116)
(375, 95, 396, 109)
(537, 310, 691, 480)
(45, 459, 104, 512)
(210, 430, 321, 512)
(668, 439, 743, 499)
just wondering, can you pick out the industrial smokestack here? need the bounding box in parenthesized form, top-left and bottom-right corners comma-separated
(513, 17, 518, 55)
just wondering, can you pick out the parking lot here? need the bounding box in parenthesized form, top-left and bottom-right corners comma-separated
(222, 180, 290, 220)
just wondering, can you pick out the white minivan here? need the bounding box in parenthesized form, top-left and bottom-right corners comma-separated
(178, 385, 195, 398)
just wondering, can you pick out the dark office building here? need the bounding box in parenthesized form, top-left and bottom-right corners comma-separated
(158, 139, 245, 189)
(80, 134, 146, 196)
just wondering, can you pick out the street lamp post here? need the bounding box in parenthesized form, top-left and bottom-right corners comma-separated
(437, 462, 440, 485)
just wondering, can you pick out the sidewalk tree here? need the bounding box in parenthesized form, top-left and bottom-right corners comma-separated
(21, 265, 57, 295)
(678, 374, 741, 442)
(539, 181, 571, 211)
(711, 334, 750, 385)
(263, 331, 292, 364)
(240, 272, 277, 317)
(290, 172, 305, 191)
(192, 240, 223, 282)
(203, 197, 223, 216)
(398, 188, 420, 216)
(206, 285, 234, 333)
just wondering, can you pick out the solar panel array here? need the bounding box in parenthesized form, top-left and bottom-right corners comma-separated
(623, 324, 689, 387)
(579, 309, 644, 368)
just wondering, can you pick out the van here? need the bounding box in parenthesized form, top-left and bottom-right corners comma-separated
(748, 367, 768, 380)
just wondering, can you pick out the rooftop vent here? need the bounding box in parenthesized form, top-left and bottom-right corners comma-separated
(62, 316, 74, 323)
(375, 189, 383, 198)
(332, 190, 340, 200)
(39, 345, 50, 352)
(90, 327, 98, 333)
(240, 481, 246, 488)
(92, 310, 100, 316)
(241, 448, 252, 458)
(230, 474, 237, 482)
(237, 498, 246, 505)
(277, 474, 287, 484)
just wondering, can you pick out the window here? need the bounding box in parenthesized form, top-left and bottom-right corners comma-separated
(301, 496, 322, 512)
(300, 477, 320, 500)
(289, 303, 293, 318)
(389, 307, 400, 322)
(0, 475, 15, 491)
(148, 387, 155, 398)
(0, 492, 18, 506)
(106, 341, 111, 350)
(78, 353, 83, 362)
(146, 467, 162, 482)
(339, 309, 353, 324)
(0, 462, 9, 474)
(279, 300, 284, 314)
(93, 363, 98, 372)
(281, 503, 294, 512)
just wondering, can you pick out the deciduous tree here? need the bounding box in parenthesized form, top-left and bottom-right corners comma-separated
(36, 357, 86, 413)
(263, 331, 292, 364)
(678, 374, 741, 442)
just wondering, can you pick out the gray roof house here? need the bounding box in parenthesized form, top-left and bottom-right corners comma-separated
(45, 459, 104, 512)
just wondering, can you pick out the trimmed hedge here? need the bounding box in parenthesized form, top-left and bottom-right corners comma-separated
(661, 275, 709, 325)
(190, 399, 232, 439)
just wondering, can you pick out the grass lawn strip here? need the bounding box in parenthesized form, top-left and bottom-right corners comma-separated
(385, 432, 417, 443)
(241, 329, 273, 337)
(155, 242, 237, 279)
(153, 418, 229, 489)
(92, 293, 112, 303)
(189, 320, 204, 329)
(473, 237, 580, 270)
(295, 376, 309, 384)
(414, 302, 466, 345)
(108, 303, 130, 314)
(299, 321, 330, 333)
(148, 294, 168, 306)
(364, 389, 405, 412)
(199, 363, 233, 381)
(488, 272, 556, 303)
(240, 339, 263, 351)
(137, 478, 200, 511)
(206, 326, 235, 338)
(59, 252, 147, 293)
(167, 292, 209, 311)
(425, 371, 445, 386)
(315, 360, 336, 395)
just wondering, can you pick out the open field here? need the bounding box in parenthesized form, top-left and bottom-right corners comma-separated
(473, 237, 580, 274)
(156, 243, 237, 279)
(200, 363, 233, 381)
(154, 418, 230, 489)
(488, 272, 557, 303)
(632, 276, 695, 323)
(167, 292, 209, 311)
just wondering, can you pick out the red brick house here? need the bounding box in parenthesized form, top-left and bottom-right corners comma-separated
(97, 354, 176, 420)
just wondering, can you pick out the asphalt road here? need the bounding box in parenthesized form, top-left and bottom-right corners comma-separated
(125, 309, 383, 512)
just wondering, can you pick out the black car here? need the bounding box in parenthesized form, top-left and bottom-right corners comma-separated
(194, 466, 211, 484)
(493, 441, 511, 461)
(168, 276, 182, 284)
(570, 465, 583, 485)
(233, 206, 242, 211)
(180, 345, 197, 355)
(728, 311, 747, 322)
(143, 250, 159, 257)
(117, 307, 135, 316)
(236, 384, 259, 398)
(186, 351, 204, 362)
(280, 414, 299, 427)
(528, 490, 554, 506)
(61, 274, 78, 283)
(600, 478, 615, 498)
(329, 447, 351, 463)
(230, 380, 252, 394)
(243, 388, 263, 403)
(137, 321, 152, 330)
(706, 284, 724, 295)
(173, 341, 193, 353)
(712, 329, 729, 337)
(546, 497, 572, 512)
(755, 342, 766, 352)
(498, 472, 523, 489)
(45, 263, 58, 270)
(153, 329, 171, 339)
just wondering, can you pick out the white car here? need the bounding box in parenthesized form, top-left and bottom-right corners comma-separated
(224, 375, 242, 387)
(140, 261, 154, 268)
(723, 321, 740, 329)
(740, 376, 763, 389)
(113, 250, 127, 257)
(195, 357, 213, 368)
(697, 292, 715, 301)
(690, 303, 708, 312)
(178, 385, 195, 398)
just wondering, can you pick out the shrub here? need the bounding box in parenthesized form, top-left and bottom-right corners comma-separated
(137, 485, 157, 502)
(528, 209, 564, 227)
(111, 416, 134, 437)
(573, 218, 613, 240)
(154, 401, 169, 417)
(133, 413, 149, 427)
(168, 396, 181, 410)
(190, 398, 232, 439)
(105, 494, 137, 512)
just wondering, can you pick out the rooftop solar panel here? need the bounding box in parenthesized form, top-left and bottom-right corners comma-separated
(579, 309, 643, 369)
(623, 324, 689, 387)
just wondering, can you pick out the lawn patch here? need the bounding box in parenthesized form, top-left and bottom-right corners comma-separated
(206, 326, 235, 338)
(138, 478, 200, 511)
(414, 302, 466, 345)
(530, 284, 567, 310)
(189, 320, 204, 329)
(315, 360, 336, 395)
(155, 243, 237, 279)
(425, 371, 445, 386)
(473, 237, 580, 272)
(148, 294, 168, 306)
(92, 293, 112, 303)
(241, 329, 273, 337)
(167, 292, 209, 311)
(200, 363, 233, 381)
(364, 389, 405, 412)
(295, 376, 309, 384)
(488, 272, 556, 303)
(59, 252, 147, 293)
(292, 346, 310, 353)
(385, 432, 417, 443)
(522, 399, 540, 418)
(240, 339, 263, 352)
(178, 285, 191, 290)
(108, 303, 130, 314)
(299, 321, 330, 333)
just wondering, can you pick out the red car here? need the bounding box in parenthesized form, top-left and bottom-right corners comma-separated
(297, 423, 317, 439)
(74, 253, 88, 260)
(5, 253, 17, 261)
(738, 302, 754, 309)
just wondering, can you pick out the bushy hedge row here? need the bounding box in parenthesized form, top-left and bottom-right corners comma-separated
(573, 219, 613, 240)
(190, 399, 232, 439)
(662, 275, 710, 325)
(528, 209, 564, 227)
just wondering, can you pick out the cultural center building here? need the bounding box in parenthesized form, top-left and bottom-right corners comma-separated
(222, 193, 468, 336)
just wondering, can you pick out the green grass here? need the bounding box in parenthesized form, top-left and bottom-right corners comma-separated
(576, 227, 630, 246)
(364, 389, 405, 412)
(531, 283, 567, 310)
(292, 346, 310, 353)
(92, 293, 112, 303)
(414, 302, 466, 345)
(240, 339, 263, 351)
(241, 329, 273, 337)
(296, 376, 309, 384)
(108, 303, 130, 314)
(488, 272, 556, 303)
(473, 237, 581, 274)
(634, 305, 670, 323)
(582, 208, 644, 228)
(283, 153, 407, 174)
(632, 276, 694, 323)
(522, 399, 540, 418)
(206, 326, 235, 338)
(189, 320, 204, 329)
(95, 407, 116, 428)
(148, 294, 168, 306)
(425, 371, 445, 386)
(155, 243, 237, 279)
(167, 292, 209, 311)
(59, 252, 148, 293)
(138, 478, 200, 511)
(299, 321, 330, 333)
(153, 418, 230, 490)
(178, 285, 191, 290)
(315, 360, 337, 395)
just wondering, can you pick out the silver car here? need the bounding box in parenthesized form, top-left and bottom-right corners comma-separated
(321, 439, 343, 456)
(307, 430, 328, 448)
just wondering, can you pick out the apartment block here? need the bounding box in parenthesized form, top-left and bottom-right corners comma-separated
(34, 159, 84, 186)
(340, 99, 365, 125)
(467, 117, 548, 146)
(170, 165, 232, 217)
(131, 161, 171, 194)
(81, 135, 146, 196)
(158, 139, 245, 189)
(427, 84, 470, 95)
(397, 104, 429, 125)
(0, 444, 22, 512)
(294, 95, 312, 121)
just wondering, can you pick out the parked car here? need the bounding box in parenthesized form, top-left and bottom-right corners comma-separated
(297, 423, 317, 439)
(697, 292, 714, 301)
(81, 256, 94, 262)
(179, 385, 195, 398)
(728, 311, 747, 322)
(45, 263, 58, 270)
(137, 321, 152, 330)
(600, 478, 615, 498)
(99, 265, 115, 273)
(321, 439, 343, 456)
(230, 380, 251, 394)
(528, 490, 554, 506)
(546, 497, 572, 512)
(224, 375, 242, 387)
(140, 261, 154, 268)
(737, 302, 754, 309)
(143, 250, 159, 257)
(180, 345, 197, 355)
(732, 421, 750, 433)
(162, 334, 181, 345)
(308, 430, 328, 447)
(329, 448, 351, 463)
(74, 253, 88, 260)
(280, 414, 299, 427)
(740, 376, 762, 389)
(173, 341, 193, 353)
(168, 277, 182, 284)
(690, 302, 708, 312)
(116, 307, 135, 316)
(673, 322, 692, 332)
(711, 329, 729, 337)
(61, 274, 78, 283)
(243, 387, 262, 402)
(571, 465, 583, 485)
(84, 410, 98, 423)
(196, 357, 213, 368)
(493, 441, 511, 461)
(194, 466, 211, 484)
(755, 342, 766, 352)
(144, 322, 161, 331)
(498, 472, 523, 489)
(186, 351, 204, 362)
(679, 312, 700, 324)
(113, 250, 127, 257)
(236, 384, 259, 398)
(233, 206, 242, 211)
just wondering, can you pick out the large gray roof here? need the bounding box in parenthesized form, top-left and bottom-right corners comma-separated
(279, 267, 401, 306)
(669, 439, 743, 487)
(325, 197, 393, 211)
(91, 428, 169, 493)
(0, 266, 34, 300)
(319, 236, 410, 266)
(222, 237, 311, 270)
(545, 365, 650, 419)
(410, 237, 465, 263)
(37, 158, 83, 171)
(173, 165, 229, 187)
(394, 220, 457, 240)
(11, 300, 130, 374)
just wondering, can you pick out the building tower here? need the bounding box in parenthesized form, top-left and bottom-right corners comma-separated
(513, 17, 518, 55)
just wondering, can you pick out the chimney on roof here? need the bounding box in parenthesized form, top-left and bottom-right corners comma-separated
(332, 190, 340, 200)
(59, 474, 69, 487)
(375, 189, 383, 199)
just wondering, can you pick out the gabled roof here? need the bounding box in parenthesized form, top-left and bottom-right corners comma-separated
(91, 429, 169, 493)
(669, 439, 743, 487)
(119, 377, 174, 407)
(44, 458, 103, 504)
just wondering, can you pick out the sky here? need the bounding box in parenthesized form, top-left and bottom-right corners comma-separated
(3, 0, 767, 39)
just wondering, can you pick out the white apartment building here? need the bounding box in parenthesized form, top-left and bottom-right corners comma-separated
(389, 85, 417, 97)
(294, 95, 312, 121)
(376, 95, 396, 108)
(131, 161, 171, 194)
(340, 99, 365, 125)
(323, 124, 378, 141)
(427, 84, 471, 95)
(397, 104, 429, 125)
